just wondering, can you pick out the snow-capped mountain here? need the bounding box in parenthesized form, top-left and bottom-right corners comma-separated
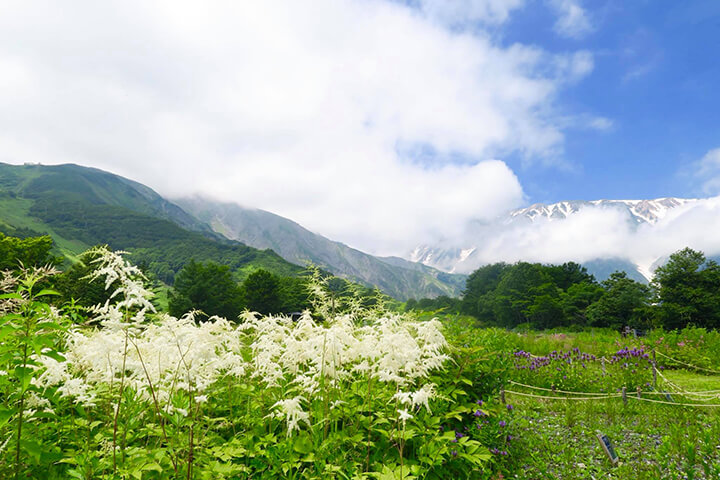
(410, 197, 703, 282)
(509, 198, 696, 225)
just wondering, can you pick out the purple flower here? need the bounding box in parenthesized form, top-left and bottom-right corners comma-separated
(476, 399, 484, 406)
(451, 450, 458, 457)
(474, 410, 485, 417)
(506, 404, 514, 411)
(499, 420, 506, 427)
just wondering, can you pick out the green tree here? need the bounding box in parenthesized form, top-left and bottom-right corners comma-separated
(404, 298, 418, 312)
(168, 260, 243, 320)
(0, 232, 60, 270)
(546, 262, 595, 290)
(277, 276, 311, 313)
(526, 293, 565, 329)
(586, 271, 651, 329)
(461, 263, 508, 318)
(242, 269, 282, 315)
(560, 281, 604, 326)
(492, 263, 554, 327)
(652, 248, 720, 329)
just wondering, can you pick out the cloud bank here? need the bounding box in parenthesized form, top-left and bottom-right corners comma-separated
(0, 0, 595, 255)
(442, 198, 720, 278)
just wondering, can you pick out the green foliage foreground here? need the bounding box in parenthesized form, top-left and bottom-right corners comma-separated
(0, 248, 511, 479)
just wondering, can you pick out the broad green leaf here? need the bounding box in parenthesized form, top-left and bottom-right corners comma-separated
(35, 289, 61, 297)
(293, 433, 313, 454)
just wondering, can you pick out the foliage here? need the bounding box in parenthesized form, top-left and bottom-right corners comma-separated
(0, 265, 69, 479)
(586, 272, 652, 329)
(652, 248, 720, 330)
(240, 268, 282, 315)
(0, 232, 60, 270)
(53, 246, 122, 308)
(28, 197, 303, 284)
(0, 248, 507, 479)
(168, 260, 243, 320)
(456, 261, 598, 329)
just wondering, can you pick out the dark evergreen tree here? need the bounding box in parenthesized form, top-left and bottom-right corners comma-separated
(168, 260, 243, 320)
(242, 269, 282, 316)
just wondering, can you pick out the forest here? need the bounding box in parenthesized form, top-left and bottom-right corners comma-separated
(408, 249, 720, 331)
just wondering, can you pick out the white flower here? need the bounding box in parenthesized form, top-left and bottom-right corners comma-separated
(398, 409, 413, 427)
(411, 384, 435, 413)
(272, 396, 310, 436)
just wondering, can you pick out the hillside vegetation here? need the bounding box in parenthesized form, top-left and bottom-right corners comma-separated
(0, 163, 302, 284)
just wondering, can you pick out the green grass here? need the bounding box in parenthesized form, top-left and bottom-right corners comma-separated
(510, 394, 720, 479)
(664, 370, 720, 392)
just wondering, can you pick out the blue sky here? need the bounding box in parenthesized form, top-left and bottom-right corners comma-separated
(499, 0, 720, 203)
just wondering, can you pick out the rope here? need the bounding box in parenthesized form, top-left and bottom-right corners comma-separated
(504, 390, 620, 401)
(629, 396, 720, 408)
(506, 389, 720, 407)
(655, 368, 720, 398)
(655, 351, 720, 374)
(508, 380, 617, 396)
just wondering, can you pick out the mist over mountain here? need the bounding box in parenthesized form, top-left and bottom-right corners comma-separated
(411, 197, 720, 282)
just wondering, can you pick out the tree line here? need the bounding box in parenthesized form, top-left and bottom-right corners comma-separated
(3, 231, 720, 330)
(408, 248, 720, 331)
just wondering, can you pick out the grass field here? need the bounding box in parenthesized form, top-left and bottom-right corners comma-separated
(484, 327, 720, 479)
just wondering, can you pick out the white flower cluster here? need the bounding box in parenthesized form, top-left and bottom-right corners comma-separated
(241, 310, 448, 435)
(32, 248, 450, 437)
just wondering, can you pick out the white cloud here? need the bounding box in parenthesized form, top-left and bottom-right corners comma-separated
(547, 0, 593, 39)
(0, 0, 595, 255)
(695, 148, 720, 195)
(586, 116, 614, 131)
(440, 198, 720, 278)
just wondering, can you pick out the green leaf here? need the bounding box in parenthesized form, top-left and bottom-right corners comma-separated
(0, 293, 22, 300)
(0, 325, 15, 341)
(35, 289, 61, 297)
(293, 433, 313, 455)
(0, 407, 13, 429)
(14, 365, 33, 390)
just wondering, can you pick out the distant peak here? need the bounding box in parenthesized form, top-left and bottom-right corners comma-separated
(509, 197, 697, 224)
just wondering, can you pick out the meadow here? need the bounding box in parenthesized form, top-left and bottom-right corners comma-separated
(2, 248, 720, 479)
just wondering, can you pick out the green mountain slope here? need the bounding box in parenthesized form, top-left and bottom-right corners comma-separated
(0, 163, 301, 283)
(175, 196, 466, 300)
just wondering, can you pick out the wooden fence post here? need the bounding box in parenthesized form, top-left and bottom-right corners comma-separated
(652, 348, 658, 389)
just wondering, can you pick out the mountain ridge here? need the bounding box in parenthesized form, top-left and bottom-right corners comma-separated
(174, 196, 466, 301)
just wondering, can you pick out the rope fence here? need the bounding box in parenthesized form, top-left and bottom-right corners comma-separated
(506, 378, 720, 407)
(654, 350, 720, 374)
(507, 346, 720, 407)
(505, 388, 720, 407)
